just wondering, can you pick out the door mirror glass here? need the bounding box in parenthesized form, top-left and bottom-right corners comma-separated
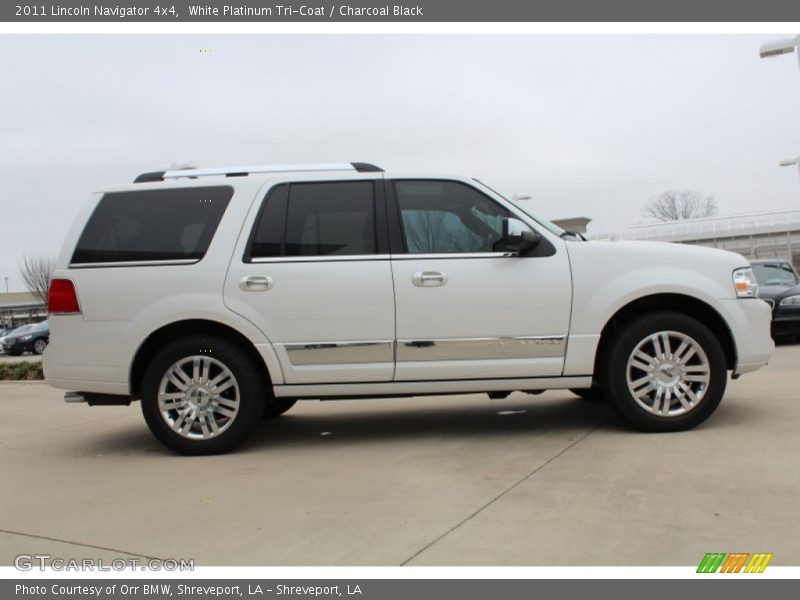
(495, 218, 541, 254)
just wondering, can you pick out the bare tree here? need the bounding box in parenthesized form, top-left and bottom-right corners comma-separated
(642, 190, 718, 222)
(20, 255, 56, 306)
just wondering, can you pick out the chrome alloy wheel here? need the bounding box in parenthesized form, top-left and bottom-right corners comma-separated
(625, 331, 711, 417)
(157, 356, 240, 440)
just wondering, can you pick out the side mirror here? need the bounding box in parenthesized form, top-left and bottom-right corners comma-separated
(495, 218, 541, 254)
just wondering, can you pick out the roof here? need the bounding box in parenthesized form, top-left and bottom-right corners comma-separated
(750, 258, 793, 264)
(0, 292, 43, 309)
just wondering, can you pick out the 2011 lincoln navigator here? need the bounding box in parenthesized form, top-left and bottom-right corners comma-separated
(43, 162, 774, 454)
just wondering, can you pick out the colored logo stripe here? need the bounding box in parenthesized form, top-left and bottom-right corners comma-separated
(697, 553, 726, 573)
(697, 553, 772, 573)
(720, 553, 749, 573)
(745, 553, 773, 573)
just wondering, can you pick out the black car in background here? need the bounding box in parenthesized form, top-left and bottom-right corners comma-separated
(0, 320, 49, 356)
(752, 259, 800, 340)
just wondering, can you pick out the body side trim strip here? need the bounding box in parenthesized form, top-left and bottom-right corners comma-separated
(282, 340, 394, 365)
(397, 335, 566, 361)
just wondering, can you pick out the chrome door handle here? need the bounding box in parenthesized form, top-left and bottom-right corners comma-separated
(412, 271, 447, 287)
(239, 275, 274, 291)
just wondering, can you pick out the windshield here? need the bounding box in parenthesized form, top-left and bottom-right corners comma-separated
(752, 262, 799, 287)
(472, 180, 568, 238)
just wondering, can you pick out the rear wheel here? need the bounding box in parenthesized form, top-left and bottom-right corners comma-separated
(570, 386, 604, 401)
(600, 312, 727, 432)
(33, 338, 48, 355)
(141, 335, 266, 455)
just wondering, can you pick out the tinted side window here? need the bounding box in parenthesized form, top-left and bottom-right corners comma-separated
(249, 181, 377, 258)
(395, 181, 509, 254)
(72, 186, 233, 264)
(248, 185, 288, 259)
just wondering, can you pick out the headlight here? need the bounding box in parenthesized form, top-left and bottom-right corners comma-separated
(779, 295, 800, 307)
(733, 267, 759, 298)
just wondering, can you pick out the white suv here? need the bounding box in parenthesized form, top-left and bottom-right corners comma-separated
(44, 162, 774, 454)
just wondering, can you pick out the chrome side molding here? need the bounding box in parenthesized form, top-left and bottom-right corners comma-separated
(284, 341, 394, 366)
(397, 336, 566, 362)
(281, 335, 567, 366)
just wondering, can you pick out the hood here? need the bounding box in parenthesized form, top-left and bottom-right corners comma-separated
(758, 282, 800, 301)
(581, 239, 748, 269)
(567, 239, 749, 303)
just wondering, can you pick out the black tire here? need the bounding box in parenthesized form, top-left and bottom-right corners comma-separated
(140, 335, 267, 455)
(600, 311, 727, 432)
(32, 338, 48, 355)
(570, 386, 604, 401)
(7, 351, 22, 357)
(263, 398, 297, 419)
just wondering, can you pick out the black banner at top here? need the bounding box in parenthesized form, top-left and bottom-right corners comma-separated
(4, 0, 800, 22)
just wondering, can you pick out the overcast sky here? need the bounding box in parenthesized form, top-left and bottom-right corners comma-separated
(1, 34, 799, 292)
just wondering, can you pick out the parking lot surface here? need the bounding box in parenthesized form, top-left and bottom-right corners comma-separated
(1, 345, 798, 566)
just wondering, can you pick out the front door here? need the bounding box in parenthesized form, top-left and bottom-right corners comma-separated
(224, 176, 395, 384)
(388, 179, 572, 381)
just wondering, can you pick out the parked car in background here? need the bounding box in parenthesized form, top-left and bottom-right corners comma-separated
(0, 324, 35, 354)
(751, 259, 800, 341)
(1, 320, 49, 356)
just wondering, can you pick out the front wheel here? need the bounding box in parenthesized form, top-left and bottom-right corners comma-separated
(141, 336, 267, 455)
(600, 312, 727, 432)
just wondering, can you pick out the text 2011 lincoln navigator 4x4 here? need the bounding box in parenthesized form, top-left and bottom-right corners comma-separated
(44, 162, 774, 454)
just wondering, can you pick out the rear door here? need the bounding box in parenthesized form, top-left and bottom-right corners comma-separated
(224, 175, 396, 384)
(387, 178, 572, 381)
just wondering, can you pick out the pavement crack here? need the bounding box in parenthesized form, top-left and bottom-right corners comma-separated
(400, 420, 605, 566)
(0, 528, 163, 561)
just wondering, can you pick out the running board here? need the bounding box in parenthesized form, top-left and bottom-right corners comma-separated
(64, 392, 132, 406)
(273, 376, 592, 399)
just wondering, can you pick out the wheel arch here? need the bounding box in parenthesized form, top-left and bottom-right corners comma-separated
(129, 319, 274, 397)
(593, 293, 737, 380)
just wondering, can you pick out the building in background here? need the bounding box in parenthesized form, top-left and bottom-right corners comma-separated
(552, 216, 592, 234)
(0, 292, 46, 329)
(588, 208, 800, 268)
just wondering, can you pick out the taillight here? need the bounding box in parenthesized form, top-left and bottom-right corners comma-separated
(48, 279, 81, 314)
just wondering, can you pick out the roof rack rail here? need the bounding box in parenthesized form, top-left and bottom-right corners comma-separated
(133, 171, 167, 183)
(133, 162, 383, 183)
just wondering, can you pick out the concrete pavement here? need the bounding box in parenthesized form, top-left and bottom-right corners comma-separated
(1, 346, 798, 566)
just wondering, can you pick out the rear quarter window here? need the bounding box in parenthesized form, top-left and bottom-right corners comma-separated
(71, 186, 233, 264)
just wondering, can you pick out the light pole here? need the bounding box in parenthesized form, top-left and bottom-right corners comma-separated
(759, 36, 799, 66)
(760, 36, 799, 180)
(780, 157, 800, 178)
(3, 277, 7, 294)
